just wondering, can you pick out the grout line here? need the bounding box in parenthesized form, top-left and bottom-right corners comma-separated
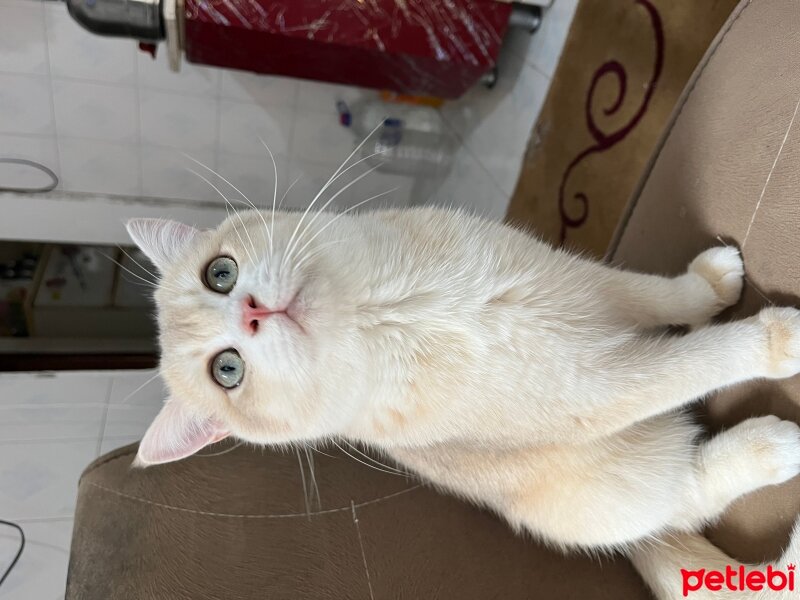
(132, 42, 144, 197)
(0, 532, 71, 556)
(95, 378, 114, 457)
(350, 501, 375, 600)
(39, 3, 61, 185)
(8, 516, 73, 524)
(0, 435, 119, 445)
(437, 109, 503, 190)
(213, 66, 223, 173)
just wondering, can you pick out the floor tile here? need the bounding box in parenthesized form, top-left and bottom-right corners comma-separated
(0, 519, 72, 600)
(0, 440, 97, 520)
(0, 372, 110, 442)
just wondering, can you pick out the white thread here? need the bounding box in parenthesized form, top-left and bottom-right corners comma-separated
(741, 95, 800, 249)
(86, 480, 421, 519)
(351, 500, 376, 600)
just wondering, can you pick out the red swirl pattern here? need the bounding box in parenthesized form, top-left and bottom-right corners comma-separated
(557, 0, 664, 245)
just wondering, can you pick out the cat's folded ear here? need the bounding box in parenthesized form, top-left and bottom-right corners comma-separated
(125, 218, 200, 272)
(133, 399, 230, 467)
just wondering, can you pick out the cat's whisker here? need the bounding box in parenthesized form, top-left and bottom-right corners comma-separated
(223, 203, 256, 265)
(291, 188, 397, 269)
(118, 246, 160, 284)
(285, 152, 386, 265)
(117, 371, 162, 405)
(282, 119, 385, 271)
(295, 447, 312, 518)
(187, 168, 258, 264)
(100, 253, 182, 295)
(258, 138, 279, 260)
(284, 162, 384, 267)
(279, 175, 301, 210)
(331, 440, 410, 477)
(303, 445, 321, 509)
(194, 440, 244, 458)
(118, 274, 158, 290)
(304, 442, 336, 459)
(183, 154, 273, 250)
(339, 439, 412, 476)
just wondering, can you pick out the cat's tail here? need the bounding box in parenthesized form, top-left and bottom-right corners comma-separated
(630, 521, 800, 600)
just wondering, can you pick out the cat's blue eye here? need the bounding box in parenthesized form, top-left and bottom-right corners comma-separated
(211, 349, 244, 389)
(205, 256, 238, 294)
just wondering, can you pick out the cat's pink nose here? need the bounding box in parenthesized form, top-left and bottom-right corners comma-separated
(242, 295, 279, 334)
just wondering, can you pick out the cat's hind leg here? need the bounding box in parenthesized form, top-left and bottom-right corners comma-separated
(497, 414, 703, 550)
(669, 415, 800, 532)
(598, 246, 744, 328)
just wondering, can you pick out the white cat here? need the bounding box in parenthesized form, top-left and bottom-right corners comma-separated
(126, 206, 800, 599)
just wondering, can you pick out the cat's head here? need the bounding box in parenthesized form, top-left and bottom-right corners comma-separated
(126, 211, 367, 466)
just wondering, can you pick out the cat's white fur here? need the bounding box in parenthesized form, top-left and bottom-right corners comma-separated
(127, 207, 800, 599)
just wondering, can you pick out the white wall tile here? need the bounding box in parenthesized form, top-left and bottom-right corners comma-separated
(440, 51, 549, 197)
(218, 100, 293, 157)
(45, 3, 136, 84)
(58, 137, 140, 196)
(139, 89, 218, 153)
(216, 151, 289, 210)
(137, 49, 220, 95)
(0, 519, 72, 600)
(107, 370, 165, 404)
(0, 74, 53, 135)
(0, 372, 109, 441)
(285, 158, 412, 212)
(355, 170, 414, 209)
(0, 0, 48, 75)
(428, 144, 509, 221)
(52, 78, 138, 143)
(140, 145, 219, 203)
(220, 69, 298, 107)
(523, 0, 578, 78)
(290, 111, 355, 166)
(0, 439, 97, 520)
(285, 160, 345, 211)
(294, 78, 372, 115)
(103, 371, 164, 439)
(100, 436, 140, 455)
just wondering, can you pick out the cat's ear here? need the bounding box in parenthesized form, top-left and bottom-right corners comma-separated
(125, 218, 199, 272)
(133, 399, 229, 467)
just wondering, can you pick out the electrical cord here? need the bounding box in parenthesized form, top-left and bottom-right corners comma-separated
(0, 158, 59, 193)
(0, 519, 25, 589)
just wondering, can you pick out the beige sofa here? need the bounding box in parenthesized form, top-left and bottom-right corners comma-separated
(66, 0, 800, 597)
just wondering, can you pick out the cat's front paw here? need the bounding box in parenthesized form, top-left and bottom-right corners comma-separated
(687, 247, 744, 318)
(758, 307, 800, 378)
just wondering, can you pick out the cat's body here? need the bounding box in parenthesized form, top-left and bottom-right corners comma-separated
(127, 207, 800, 599)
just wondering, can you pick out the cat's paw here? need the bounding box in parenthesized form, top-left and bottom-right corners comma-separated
(728, 416, 800, 487)
(687, 247, 744, 318)
(758, 307, 800, 378)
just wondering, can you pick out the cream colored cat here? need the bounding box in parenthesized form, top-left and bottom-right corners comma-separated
(127, 206, 800, 599)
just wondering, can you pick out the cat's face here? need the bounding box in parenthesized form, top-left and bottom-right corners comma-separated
(127, 211, 365, 466)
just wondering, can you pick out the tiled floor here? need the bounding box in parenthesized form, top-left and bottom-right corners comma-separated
(0, 370, 164, 599)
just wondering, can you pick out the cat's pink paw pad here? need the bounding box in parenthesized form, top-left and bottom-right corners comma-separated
(758, 307, 800, 378)
(688, 247, 744, 312)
